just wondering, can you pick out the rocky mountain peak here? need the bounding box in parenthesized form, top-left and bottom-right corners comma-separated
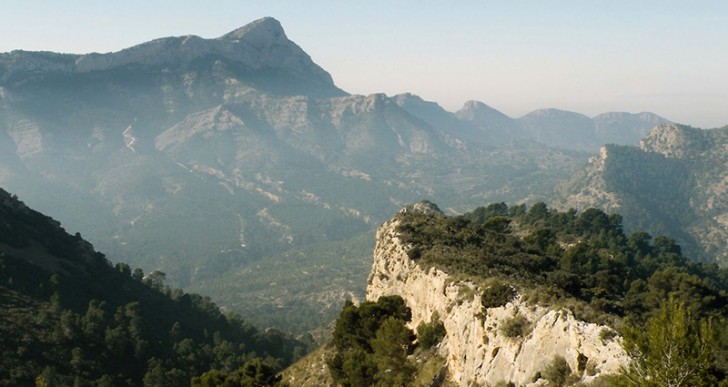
(219, 17, 288, 46)
(639, 123, 706, 158)
(521, 108, 591, 121)
(455, 100, 508, 121)
(399, 200, 444, 215)
(1, 17, 345, 97)
(391, 92, 431, 108)
(460, 100, 490, 111)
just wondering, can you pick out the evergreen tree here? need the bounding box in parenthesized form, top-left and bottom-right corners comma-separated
(371, 316, 415, 385)
(622, 296, 719, 386)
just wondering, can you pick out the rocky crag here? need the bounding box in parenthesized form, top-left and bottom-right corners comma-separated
(366, 207, 628, 386)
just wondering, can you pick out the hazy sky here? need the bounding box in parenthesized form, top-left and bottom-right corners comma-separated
(1, 1, 727, 127)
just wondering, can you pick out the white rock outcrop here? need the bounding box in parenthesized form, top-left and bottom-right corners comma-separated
(366, 217, 630, 386)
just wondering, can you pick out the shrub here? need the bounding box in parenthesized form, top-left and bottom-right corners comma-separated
(499, 314, 530, 338)
(416, 312, 446, 349)
(481, 279, 516, 309)
(598, 327, 617, 343)
(542, 355, 571, 386)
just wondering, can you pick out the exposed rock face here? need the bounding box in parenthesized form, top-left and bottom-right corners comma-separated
(555, 146, 623, 213)
(366, 216, 629, 386)
(639, 123, 709, 158)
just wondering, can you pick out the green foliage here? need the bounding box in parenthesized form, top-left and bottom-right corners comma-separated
(622, 296, 720, 386)
(371, 317, 416, 385)
(600, 144, 703, 259)
(480, 278, 517, 309)
(598, 327, 617, 344)
(416, 312, 446, 349)
(187, 232, 375, 336)
(541, 355, 572, 386)
(583, 374, 630, 387)
(192, 358, 285, 387)
(499, 314, 531, 338)
(328, 296, 416, 386)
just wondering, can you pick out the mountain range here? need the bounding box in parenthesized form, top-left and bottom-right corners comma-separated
(1, 17, 721, 333)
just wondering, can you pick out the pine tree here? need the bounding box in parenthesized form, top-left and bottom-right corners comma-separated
(622, 296, 718, 386)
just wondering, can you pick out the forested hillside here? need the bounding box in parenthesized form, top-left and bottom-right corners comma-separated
(0, 188, 303, 386)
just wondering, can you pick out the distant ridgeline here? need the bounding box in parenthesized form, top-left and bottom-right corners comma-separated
(0, 188, 303, 386)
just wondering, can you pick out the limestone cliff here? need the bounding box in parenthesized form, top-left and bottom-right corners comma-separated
(366, 215, 629, 386)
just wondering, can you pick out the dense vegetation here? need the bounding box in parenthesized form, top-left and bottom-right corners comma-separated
(600, 144, 705, 261)
(397, 202, 728, 323)
(327, 296, 446, 387)
(622, 296, 720, 386)
(393, 201, 728, 382)
(0, 189, 304, 386)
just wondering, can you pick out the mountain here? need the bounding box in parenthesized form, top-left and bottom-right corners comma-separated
(363, 205, 627, 386)
(556, 123, 728, 265)
(453, 102, 670, 150)
(0, 17, 344, 98)
(0, 188, 303, 386)
(0, 17, 675, 333)
(519, 109, 597, 150)
(516, 109, 670, 151)
(455, 100, 523, 144)
(393, 93, 461, 132)
(593, 111, 669, 145)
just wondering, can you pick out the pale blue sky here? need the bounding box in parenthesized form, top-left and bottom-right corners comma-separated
(1, 1, 727, 127)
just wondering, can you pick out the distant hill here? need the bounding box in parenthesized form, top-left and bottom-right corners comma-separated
(452, 103, 669, 150)
(556, 123, 728, 265)
(0, 188, 303, 386)
(0, 17, 674, 332)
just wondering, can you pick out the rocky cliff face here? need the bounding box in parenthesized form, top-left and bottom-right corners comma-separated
(366, 215, 629, 386)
